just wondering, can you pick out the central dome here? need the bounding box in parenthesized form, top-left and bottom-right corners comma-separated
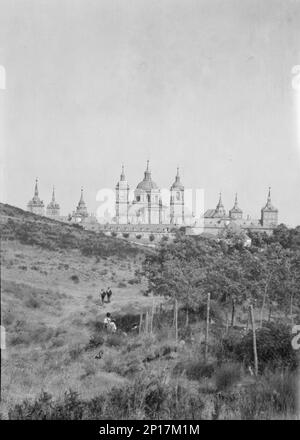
(136, 161, 158, 191)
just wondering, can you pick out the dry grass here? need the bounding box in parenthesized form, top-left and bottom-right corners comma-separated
(0, 240, 154, 417)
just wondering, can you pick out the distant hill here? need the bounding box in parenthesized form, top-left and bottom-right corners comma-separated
(0, 203, 143, 259)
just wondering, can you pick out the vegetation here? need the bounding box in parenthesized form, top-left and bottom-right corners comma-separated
(1, 203, 300, 420)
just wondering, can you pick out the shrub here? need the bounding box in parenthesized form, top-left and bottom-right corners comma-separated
(111, 232, 117, 237)
(149, 234, 155, 242)
(118, 281, 127, 288)
(104, 352, 144, 377)
(173, 359, 215, 381)
(128, 277, 140, 285)
(105, 333, 124, 347)
(69, 344, 84, 360)
(238, 370, 297, 419)
(136, 234, 142, 239)
(25, 296, 40, 309)
(85, 334, 105, 350)
(122, 233, 129, 238)
(221, 322, 298, 372)
(70, 275, 79, 284)
(215, 363, 241, 391)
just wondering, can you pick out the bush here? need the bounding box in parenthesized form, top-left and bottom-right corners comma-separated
(122, 233, 129, 238)
(238, 370, 297, 419)
(70, 275, 79, 284)
(128, 278, 140, 285)
(25, 296, 40, 309)
(215, 363, 241, 391)
(118, 281, 127, 288)
(173, 359, 215, 381)
(149, 234, 155, 242)
(105, 333, 124, 347)
(221, 322, 298, 372)
(85, 334, 105, 350)
(136, 234, 142, 239)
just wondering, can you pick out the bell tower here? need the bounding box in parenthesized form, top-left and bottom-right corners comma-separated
(115, 165, 129, 224)
(170, 167, 184, 225)
(261, 187, 278, 227)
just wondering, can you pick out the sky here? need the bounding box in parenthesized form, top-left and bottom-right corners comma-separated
(0, 0, 300, 225)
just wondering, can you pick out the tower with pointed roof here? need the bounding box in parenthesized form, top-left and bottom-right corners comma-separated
(261, 187, 278, 227)
(72, 187, 88, 222)
(46, 186, 60, 218)
(115, 165, 130, 224)
(170, 167, 185, 225)
(213, 192, 226, 218)
(27, 179, 45, 215)
(229, 193, 243, 220)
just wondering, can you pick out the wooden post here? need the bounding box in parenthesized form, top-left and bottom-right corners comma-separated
(249, 305, 258, 376)
(150, 300, 155, 334)
(290, 293, 294, 326)
(185, 308, 189, 327)
(205, 293, 211, 362)
(145, 311, 149, 334)
(174, 299, 178, 344)
(225, 312, 229, 334)
(139, 313, 143, 334)
(231, 298, 235, 327)
(268, 302, 272, 322)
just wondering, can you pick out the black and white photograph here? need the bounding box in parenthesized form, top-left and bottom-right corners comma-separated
(0, 0, 300, 424)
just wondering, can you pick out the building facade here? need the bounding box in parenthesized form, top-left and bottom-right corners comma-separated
(71, 187, 89, 222)
(27, 179, 45, 215)
(46, 186, 60, 218)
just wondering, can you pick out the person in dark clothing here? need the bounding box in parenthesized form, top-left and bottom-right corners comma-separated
(100, 289, 106, 304)
(107, 287, 112, 303)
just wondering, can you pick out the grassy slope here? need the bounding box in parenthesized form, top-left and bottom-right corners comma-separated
(0, 204, 157, 414)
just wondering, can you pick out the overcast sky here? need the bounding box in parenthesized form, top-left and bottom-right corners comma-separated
(0, 0, 300, 225)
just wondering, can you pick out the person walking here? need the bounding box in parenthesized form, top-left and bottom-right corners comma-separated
(100, 289, 106, 305)
(107, 287, 112, 303)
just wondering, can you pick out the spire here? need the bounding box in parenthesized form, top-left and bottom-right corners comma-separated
(80, 187, 84, 203)
(267, 186, 271, 205)
(217, 192, 224, 208)
(234, 192, 238, 208)
(120, 164, 126, 181)
(144, 160, 151, 180)
(34, 178, 39, 197)
(52, 186, 56, 202)
(229, 192, 242, 217)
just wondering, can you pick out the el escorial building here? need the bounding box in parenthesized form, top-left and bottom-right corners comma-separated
(27, 162, 279, 240)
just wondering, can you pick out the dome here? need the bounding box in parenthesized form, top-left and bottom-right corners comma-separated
(136, 161, 159, 192)
(136, 179, 158, 191)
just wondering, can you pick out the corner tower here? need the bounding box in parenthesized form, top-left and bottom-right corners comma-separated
(115, 165, 129, 224)
(27, 178, 45, 215)
(229, 193, 243, 220)
(46, 186, 60, 218)
(261, 187, 278, 227)
(170, 167, 184, 225)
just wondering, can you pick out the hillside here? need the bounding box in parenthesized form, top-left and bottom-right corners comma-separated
(0, 204, 156, 415)
(1, 204, 299, 419)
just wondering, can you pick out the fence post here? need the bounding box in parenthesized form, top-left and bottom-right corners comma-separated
(231, 298, 235, 327)
(205, 292, 211, 362)
(249, 305, 258, 376)
(150, 300, 155, 334)
(145, 311, 149, 334)
(139, 313, 143, 334)
(174, 299, 178, 344)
